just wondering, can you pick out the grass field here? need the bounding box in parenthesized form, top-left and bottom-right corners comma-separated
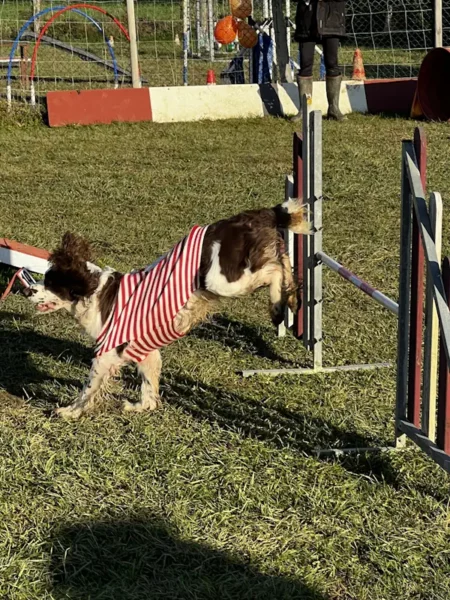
(1, 111, 450, 599)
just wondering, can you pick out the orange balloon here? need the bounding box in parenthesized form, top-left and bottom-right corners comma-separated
(214, 16, 238, 45)
(237, 21, 258, 48)
(230, 0, 252, 19)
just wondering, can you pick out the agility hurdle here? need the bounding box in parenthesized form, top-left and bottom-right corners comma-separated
(243, 104, 450, 473)
(243, 104, 400, 377)
(0, 238, 50, 301)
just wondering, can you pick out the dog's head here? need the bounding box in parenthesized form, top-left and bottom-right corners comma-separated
(26, 232, 101, 313)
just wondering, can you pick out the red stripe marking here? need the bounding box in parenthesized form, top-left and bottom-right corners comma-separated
(0, 238, 50, 260)
(359, 281, 376, 296)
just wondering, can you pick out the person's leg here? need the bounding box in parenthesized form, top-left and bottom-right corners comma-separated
(291, 41, 315, 122)
(323, 37, 345, 121)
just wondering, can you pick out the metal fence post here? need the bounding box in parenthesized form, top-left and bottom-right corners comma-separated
(293, 132, 304, 340)
(302, 99, 312, 352)
(309, 110, 323, 370)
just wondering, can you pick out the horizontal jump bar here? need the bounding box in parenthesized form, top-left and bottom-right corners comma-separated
(241, 362, 392, 378)
(317, 251, 399, 316)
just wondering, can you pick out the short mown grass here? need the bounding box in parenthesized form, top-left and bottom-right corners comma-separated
(1, 113, 450, 600)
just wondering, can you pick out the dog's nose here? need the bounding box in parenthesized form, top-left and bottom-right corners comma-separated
(22, 287, 36, 298)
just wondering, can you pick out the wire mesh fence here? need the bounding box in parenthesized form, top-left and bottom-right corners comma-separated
(0, 0, 446, 103)
(343, 0, 435, 79)
(1, 1, 136, 102)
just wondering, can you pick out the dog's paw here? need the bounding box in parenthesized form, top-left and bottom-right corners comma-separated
(270, 302, 285, 326)
(123, 396, 162, 413)
(54, 404, 83, 420)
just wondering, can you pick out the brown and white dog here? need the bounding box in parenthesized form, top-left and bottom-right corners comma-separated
(25, 200, 309, 419)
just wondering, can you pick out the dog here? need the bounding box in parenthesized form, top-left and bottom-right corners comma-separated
(25, 199, 309, 419)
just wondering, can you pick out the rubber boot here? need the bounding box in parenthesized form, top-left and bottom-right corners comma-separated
(326, 75, 346, 121)
(291, 75, 313, 122)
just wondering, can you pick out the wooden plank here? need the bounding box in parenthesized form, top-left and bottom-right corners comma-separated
(405, 147, 450, 369)
(395, 142, 413, 448)
(422, 192, 443, 440)
(437, 256, 450, 453)
(407, 129, 426, 427)
(47, 89, 152, 127)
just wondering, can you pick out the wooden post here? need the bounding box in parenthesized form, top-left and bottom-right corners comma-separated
(125, 0, 141, 88)
(32, 0, 41, 33)
(407, 128, 426, 428)
(20, 44, 29, 89)
(396, 141, 413, 448)
(435, 0, 443, 48)
(422, 192, 443, 440)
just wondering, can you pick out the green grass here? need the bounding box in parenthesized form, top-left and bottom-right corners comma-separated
(1, 114, 450, 599)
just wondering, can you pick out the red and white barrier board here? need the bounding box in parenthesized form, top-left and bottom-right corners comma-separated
(0, 238, 50, 274)
(46, 79, 417, 127)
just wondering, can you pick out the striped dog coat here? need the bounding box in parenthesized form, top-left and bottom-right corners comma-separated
(96, 225, 208, 362)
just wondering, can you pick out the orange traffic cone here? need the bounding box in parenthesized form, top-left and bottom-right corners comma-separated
(352, 48, 366, 81)
(206, 69, 216, 85)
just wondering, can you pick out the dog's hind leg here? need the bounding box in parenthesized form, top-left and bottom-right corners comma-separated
(55, 350, 121, 419)
(268, 262, 285, 326)
(123, 350, 162, 413)
(268, 255, 297, 326)
(281, 253, 297, 314)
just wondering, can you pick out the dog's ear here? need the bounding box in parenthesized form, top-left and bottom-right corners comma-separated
(51, 232, 92, 270)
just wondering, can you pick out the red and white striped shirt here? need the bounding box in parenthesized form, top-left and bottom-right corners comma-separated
(96, 225, 208, 363)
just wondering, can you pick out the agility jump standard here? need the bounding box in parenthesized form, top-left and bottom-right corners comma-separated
(243, 106, 400, 377)
(243, 104, 450, 474)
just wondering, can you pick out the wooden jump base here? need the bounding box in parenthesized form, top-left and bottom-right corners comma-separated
(243, 105, 450, 474)
(0, 238, 50, 301)
(0, 238, 50, 274)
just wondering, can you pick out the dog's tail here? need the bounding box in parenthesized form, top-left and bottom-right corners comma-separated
(273, 199, 311, 235)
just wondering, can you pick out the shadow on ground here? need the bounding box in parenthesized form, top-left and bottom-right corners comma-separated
(50, 518, 327, 600)
(0, 309, 402, 487)
(191, 315, 294, 365)
(0, 310, 90, 402)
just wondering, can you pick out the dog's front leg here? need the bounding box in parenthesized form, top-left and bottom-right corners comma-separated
(55, 352, 119, 419)
(123, 350, 162, 413)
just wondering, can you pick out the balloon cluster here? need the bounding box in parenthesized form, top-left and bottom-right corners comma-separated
(214, 0, 258, 49)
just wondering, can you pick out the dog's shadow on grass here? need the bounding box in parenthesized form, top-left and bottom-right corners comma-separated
(163, 373, 403, 488)
(0, 310, 90, 405)
(50, 517, 327, 600)
(0, 309, 409, 490)
(191, 315, 294, 365)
